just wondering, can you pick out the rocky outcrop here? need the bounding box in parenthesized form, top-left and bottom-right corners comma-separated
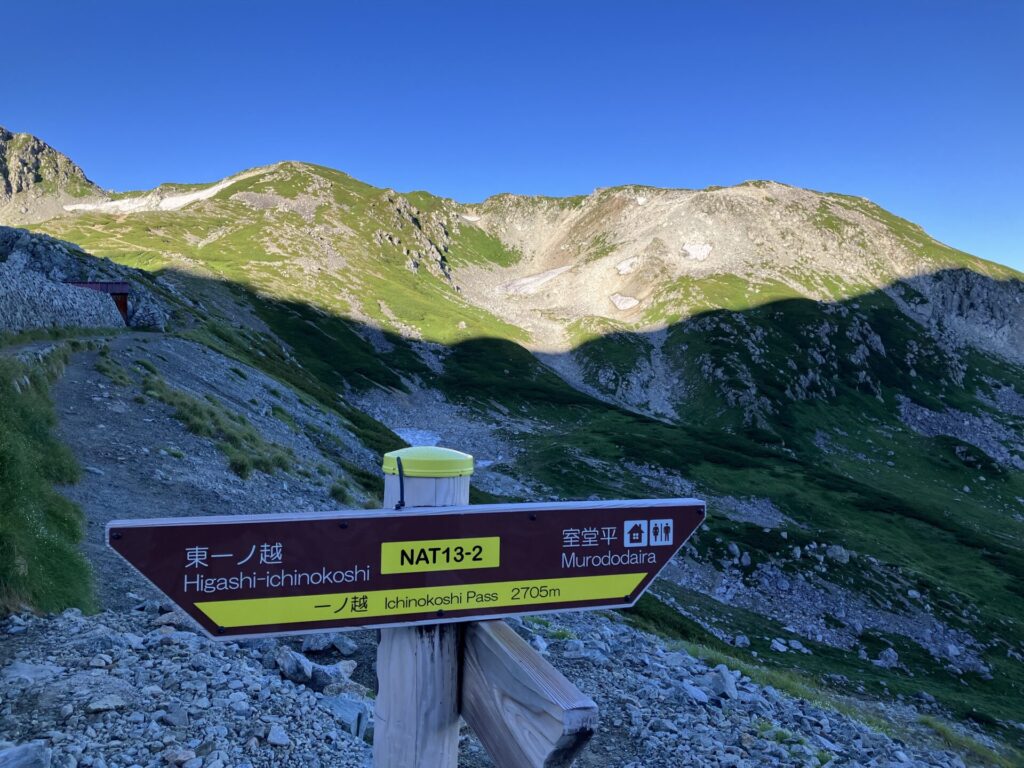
(0, 227, 167, 332)
(897, 394, 1024, 470)
(376, 190, 454, 281)
(892, 269, 1024, 366)
(0, 127, 103, 225)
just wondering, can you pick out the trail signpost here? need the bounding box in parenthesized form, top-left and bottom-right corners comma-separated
(107, 446, 706, 767)
(107, 500, 704, 638)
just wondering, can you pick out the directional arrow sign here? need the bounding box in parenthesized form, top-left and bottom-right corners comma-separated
(107, 498, 705, 639)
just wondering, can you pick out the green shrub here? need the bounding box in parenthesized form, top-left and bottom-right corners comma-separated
(226, 450, 254, 478)
(95, 356, 131, 387)
(134, 358, 158, 375)
(271, 405, 298, 431)
(330, 481, 355, 506)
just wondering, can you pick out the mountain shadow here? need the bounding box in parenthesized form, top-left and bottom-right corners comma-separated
(3, 236, 1024, 738)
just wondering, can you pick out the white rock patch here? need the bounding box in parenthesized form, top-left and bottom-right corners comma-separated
(610, 293, 640, 311)
(615, 256, 640, 275)
(683, 242, 713, 261)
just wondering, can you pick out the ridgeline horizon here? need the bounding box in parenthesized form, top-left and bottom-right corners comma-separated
(1, 125, 1013, 274)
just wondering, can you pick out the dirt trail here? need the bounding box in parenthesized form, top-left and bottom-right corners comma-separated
(48, 333, 372, 610)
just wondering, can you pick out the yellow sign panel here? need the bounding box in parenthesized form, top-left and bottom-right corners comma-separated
(380, 536, 500, 574)
(195, 572, 646, 628)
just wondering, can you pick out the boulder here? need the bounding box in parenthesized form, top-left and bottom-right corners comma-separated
(86, 694, 127, 713)
(708, 664, 738, 699)
(825, 545, 850, 564)
(275, 646, 313, 684)
(320, 694, 370, 737)
(310, 659, 357, 691)
(300, 633, 337, 653)
(0, 743, 51, 768)
(267, 724, 290, 747)
(874, 647, 900, 668)
(680, 681, 709, 704)
(332, 635, 359, 656)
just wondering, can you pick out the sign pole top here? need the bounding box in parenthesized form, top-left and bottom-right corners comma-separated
(382, 446, 474, 478)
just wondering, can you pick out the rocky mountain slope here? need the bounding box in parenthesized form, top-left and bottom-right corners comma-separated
(0, 128, 103, 225)
(1, 602, 979, 768)
(1, 128, 1023, 766)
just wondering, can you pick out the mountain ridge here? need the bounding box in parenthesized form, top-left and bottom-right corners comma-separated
(9, 128, 1022, 423)
(3, 126, 1015, 275)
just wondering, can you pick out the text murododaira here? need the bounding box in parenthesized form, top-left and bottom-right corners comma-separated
(560, 550, 655, 568)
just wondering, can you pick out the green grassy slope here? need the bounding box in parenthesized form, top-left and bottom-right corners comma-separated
(39, 162, 525, 346)
(0, 345, 93, 612)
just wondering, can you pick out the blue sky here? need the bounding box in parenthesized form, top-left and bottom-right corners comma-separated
(3, 1, 1022, 270)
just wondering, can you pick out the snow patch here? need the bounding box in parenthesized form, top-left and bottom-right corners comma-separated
(504, 265, 573, 296)
(65, 169, 265, 215)
(683, 242, 713, 261)
(610, 293, 640, 311)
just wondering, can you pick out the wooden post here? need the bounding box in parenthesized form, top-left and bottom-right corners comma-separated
(373, 447, 473, 768)
(462, 620, 598, 768)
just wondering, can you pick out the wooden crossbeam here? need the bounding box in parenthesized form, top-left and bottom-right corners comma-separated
(462, 620, 598, 768)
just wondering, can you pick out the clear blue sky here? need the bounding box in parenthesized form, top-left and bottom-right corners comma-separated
(3, 1, 1022, 270)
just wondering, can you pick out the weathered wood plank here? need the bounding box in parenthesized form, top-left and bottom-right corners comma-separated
(374, 468, 469, 768)
(373, 623, 461, 767)
(462, 620, 599, 768)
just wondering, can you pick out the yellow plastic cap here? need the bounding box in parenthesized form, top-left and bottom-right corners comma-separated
(382, 446, 474, 478)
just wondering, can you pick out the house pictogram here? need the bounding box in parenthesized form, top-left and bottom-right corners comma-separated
(623, 520, 648, 548)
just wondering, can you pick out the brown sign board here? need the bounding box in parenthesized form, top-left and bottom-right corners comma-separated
(107, 498, 705, 639)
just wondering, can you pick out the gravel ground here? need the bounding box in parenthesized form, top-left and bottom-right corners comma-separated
(1, 604, 976, 768)
(49, 333, 376, 610)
